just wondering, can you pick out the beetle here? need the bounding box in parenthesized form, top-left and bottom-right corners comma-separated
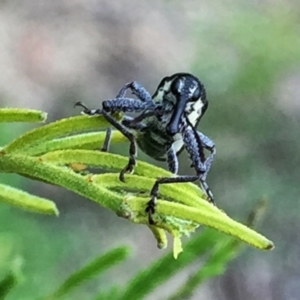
(75, 73, 216, 224)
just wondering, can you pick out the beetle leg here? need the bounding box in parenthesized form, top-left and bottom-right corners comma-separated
(183, 124, 215, 204)
(100, 110, 137, 181)
(146, 174, 199, 224)
(116, 81, 152, 103)
(196, 131, 216, 181)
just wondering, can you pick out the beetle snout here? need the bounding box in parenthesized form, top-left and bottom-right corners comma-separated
(166, 123, 179, 135)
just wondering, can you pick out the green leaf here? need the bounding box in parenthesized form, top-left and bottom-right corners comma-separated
(40, 149, 203, 199)
(167, 198, 269, 300)
(39, 150, 273, 253)
(0, 153, 274, 252)
(0, 108, 47, 123)
(148, 226, 168, 249)
(119, 229, 220, 300)
(92, 173, 207, 209)
(0, 154, 122, 211)
(46, 246, 130, 299)
(26, 131, 127, 156)
(3, 115, 111, 153)
(125, 197, 273, 251)
(0, 183, 58, 215)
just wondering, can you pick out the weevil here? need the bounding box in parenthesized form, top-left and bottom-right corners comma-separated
(75, 73, 216, 224)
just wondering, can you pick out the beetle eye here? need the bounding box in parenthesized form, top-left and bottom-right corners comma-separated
(192, 86, 201, 100)
(170, 79, 182, 95)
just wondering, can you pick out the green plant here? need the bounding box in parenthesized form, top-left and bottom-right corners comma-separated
(0, 108, 274, 299)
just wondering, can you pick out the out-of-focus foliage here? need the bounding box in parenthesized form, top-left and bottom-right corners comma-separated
(0, 1, 299, 299)
(1, 206, 265, 300)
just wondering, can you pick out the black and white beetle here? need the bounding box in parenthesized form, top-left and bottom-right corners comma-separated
(75, 73, 216, 224)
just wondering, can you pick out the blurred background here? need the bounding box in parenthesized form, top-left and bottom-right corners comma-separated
(0, 0, 299, 299)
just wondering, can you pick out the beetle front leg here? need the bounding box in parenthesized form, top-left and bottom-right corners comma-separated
(116, 81, 153, 103)
(102, 98, 154, 113)
(101, 110, 137, 181)
(74, 101, 102, 115)
(74, 102, 113, 152)
(183, 125, 215, 204)
(197, 131, 216, 181)
(75, 99, 148, 158)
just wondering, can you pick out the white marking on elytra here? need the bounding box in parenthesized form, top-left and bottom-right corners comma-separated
(153, 80, 172, 103)
(185, 99, 204, 126)
(172, 134, 184, 152)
